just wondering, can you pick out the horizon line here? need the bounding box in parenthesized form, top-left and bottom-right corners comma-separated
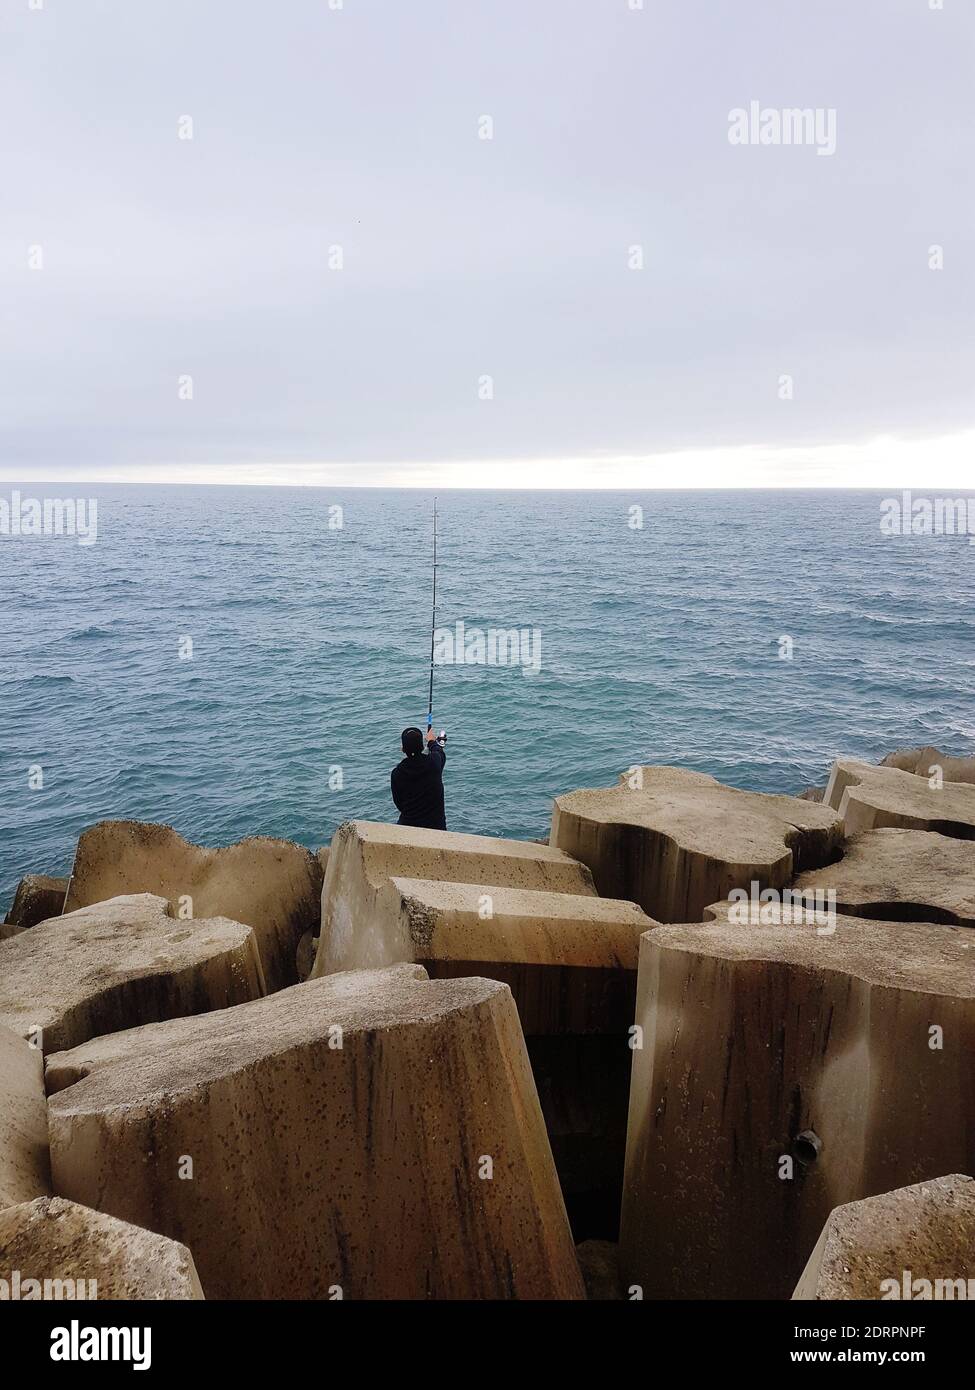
(3, 480, 975, 493)
(3, 427, 974, 491)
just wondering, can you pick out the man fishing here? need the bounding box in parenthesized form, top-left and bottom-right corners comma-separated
(392, 499, 448, 829)
(391, 726, 447, 830)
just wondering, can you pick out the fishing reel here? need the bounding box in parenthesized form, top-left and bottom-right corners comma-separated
(436, 729, 447, 747)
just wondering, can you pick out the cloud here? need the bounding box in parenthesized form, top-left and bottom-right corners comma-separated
(1, 0, 972, 485)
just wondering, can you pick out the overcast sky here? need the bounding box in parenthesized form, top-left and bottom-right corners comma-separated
(1, 0, 972, 487)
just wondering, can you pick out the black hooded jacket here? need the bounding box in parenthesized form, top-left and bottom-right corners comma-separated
(390, 740, 447, 830)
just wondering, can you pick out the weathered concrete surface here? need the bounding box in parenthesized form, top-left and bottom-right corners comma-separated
(311, 823, 649, 1239)
(0, 894, 265, 1054)
(295, 931, 317, 981)
(0, 1025, 51, 1209)
(0, 1196, 204, 1300)
(47, 964, 585, 1300)
(353, 876, 649, 1032)
(2, 874, 68, 938)
(65, 820, 322, 990)
(368, 874, 654, 1239)
(313, 820, 597, 977)
(825, 759, 975, 838)
(881, 746, 975, 785)
(793, 1175, 975, 1301)
(576, 1239, 624, 1300)
(793, 828, 975, 928)
(294, 850, 329, 979)
(620, 906, 975, 1300)
(551, 766, 843, 922)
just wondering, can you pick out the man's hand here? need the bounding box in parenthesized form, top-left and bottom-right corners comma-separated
(426, 726, 437, 744)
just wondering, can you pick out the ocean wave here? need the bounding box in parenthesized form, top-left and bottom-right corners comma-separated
(66, 624, 117, 641)
(589, 595, 641, 613)
(4, 673, 76, 687)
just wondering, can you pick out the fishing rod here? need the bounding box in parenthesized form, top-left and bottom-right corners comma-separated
(425, 497, 447, 749)
(428, 500, 439, 739)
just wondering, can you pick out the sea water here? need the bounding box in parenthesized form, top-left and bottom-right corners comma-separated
(1, 485, 973, 909)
